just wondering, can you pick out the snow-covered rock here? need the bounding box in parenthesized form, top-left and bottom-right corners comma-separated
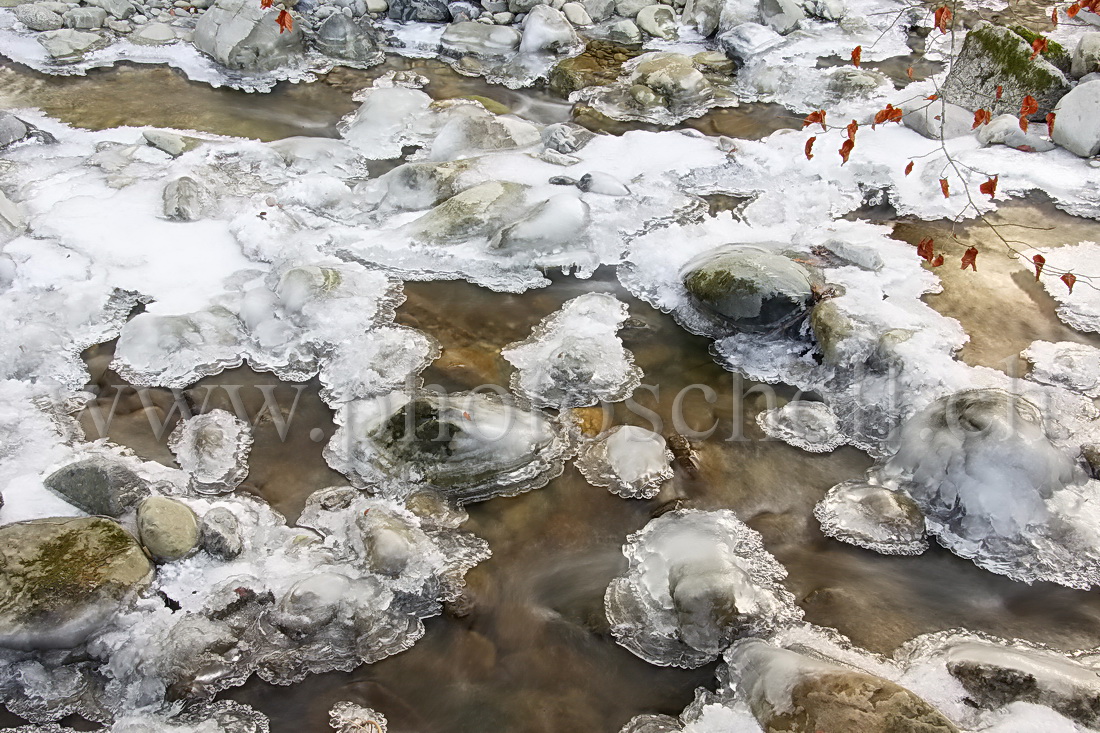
(1051, 80, 1100, 158)
(193, 0, 304, 72)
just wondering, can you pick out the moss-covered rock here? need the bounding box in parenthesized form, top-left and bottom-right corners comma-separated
(406, 180, 529, 245)
(680, 245, 816, 333)
(940, 22, 1070, 117)
(0, 516, 153, 649)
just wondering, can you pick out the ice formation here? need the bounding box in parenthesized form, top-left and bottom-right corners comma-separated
(574, 425, 673, 499)
(814, 479, 928, 555)
(1023, 340, 1100, 398)
(605, 509, 802, 668)
(168, 409, 253, 494)
(325, 389, 570, 504)
(502, 293, 642, 409)
(6, 700, 271, 732)
(329, 702, 388, 732)
(757, 399, 846, 453)
(0, 442, 489, 724)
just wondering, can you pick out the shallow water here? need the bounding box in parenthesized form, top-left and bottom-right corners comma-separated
(5, 44, 1100, 733)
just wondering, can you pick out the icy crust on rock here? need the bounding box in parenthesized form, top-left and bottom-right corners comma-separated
(876, 389, 1100, 589)
(1023, 340, 1100, 398)
(0, 461, 489, 724)
(502, 293, 642, 409)
(575, 425, 674, 499)
(814, 479, 928, 555)
(1027, 243, 1100, 334)
(113, 307, 246, 389)
(605, 509, 802, 669)
(638, 625, 1099, 733)
(757, 400, 846, 453)
(325, 389, 570, 504)
(329, 702, 388, 732)
(168, 409, 252, 494)
(5, 700, 270, 732)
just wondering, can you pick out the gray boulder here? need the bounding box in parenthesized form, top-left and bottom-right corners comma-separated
(14, 4, 63, 30)
(519, 5, 578, 54)
(718, 22, 782, 64)
(901, 98, 974, 140)
(163, 175, 209, 221)
(62, 6, 107, 29)
(200, 506, 243, 560)
(86, 0, 135, 18)
(143, 129, 194, 156)
(976, 113, 1055, 151)
(940, 22, 1070, 117)
(580, 0, 613, 20)
(608, 18, 641, 44)
(137, 496, 200, 562)
(615, 0, 655, 16)
(680, 245, 816, 333)
(313, 13, 379, 63)
(37, 29, 110, 60)
(1052, 80, 1100, 157)
(43, 457, 150, 517)
(0, 517, 153, 650)
(387, 0, 449, 22)
(406, 180, 529, 244)
(1072, 33, 1100, 78)
(193, 0, 304, 71)
(0, 113, 30, 150)
(682, 0, 720, 36)
(440, 21, 521, 57)
(636, 4, 676, 39)
(759, 0, 803, 34)
(131, 22, 176, 45)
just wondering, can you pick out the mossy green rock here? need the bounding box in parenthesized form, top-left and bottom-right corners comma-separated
(0, 517, 153, 649)
(680, 245, 815, 332)
(940, 22, 1070, 117)
(407, 180, 528, 245)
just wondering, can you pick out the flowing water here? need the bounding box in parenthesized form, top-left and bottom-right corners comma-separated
(4, 51, 1100, 733)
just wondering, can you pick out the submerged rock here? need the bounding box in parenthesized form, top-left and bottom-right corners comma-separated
(137, 496, 200, 562)
(325, 391, 569, 504)
(0, 517, 153, 649)
(575, 425, 673, 499)
(814, 480, 928, 555)
(605, 510, 802, 667)
(629, 53, 713, 111)
(43, 456, 150, 517)
(729, 639, 960, 733)
(940, 22, 1070, 117)
(680, 245, 816, 334)
(548, 40, 641, 97)
(193, 0, 304, 72)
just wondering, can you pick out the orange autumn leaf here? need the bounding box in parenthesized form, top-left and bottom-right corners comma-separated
(260, 0, 273, 7)
(972, 108, 991, 128)
(995, 85, 1003, 100)
(803, 109, 827, 130)
(939, 178, 950, 198)
(979, 175, 998, 200)
(917, 237, 935, 262)
(1019, 116, 1030, 132)
(851, 45, 862, 67)
(1032, 254, 1046, 281)
(1052, 6, 1059, 24)
(1068, 2, 1081, 17)
(934, 4, 952, 33)
(873, 104, 903, 127)
(276, 8, 293, 32)
(805, 136, 816, 160)
(839, 138, 855, 164)
(1062, 272, 1077, 293)
(1046, 112, 1057, 136)
(961, 246, 978, 271)
(1030, 37, 1049, 60)
(846, 119, 859, 140)
(926, 94, 939, 101)
(904, 160, 915, 176)
(907, 66, 914, 79)
(1020, 95, 1039, 117)
(931, 253, 945, 267)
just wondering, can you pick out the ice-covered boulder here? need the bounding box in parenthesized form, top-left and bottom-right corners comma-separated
(1051, 80, 1100, 158)
(575, 425, 673, 499)
(193, 0, 305, 72)
(502, 293, 642, 409)
(403, 181, 530, 245)
(43, 456, 150, 517)
(636, 5, 677, 40)
(330, 702, 388, 733)
(325, 391, 569, 503)
(717, 22, 782, 63)
(492, 193, 591, 251)
(680, 245, 817, 334)
(340, 85, 434, 159)
(168, 410, 252, 494)
(940, 23, 1070, 117)
(976, 113, 1056, 151)
(728, 639, 959, 733)
(312, 13, 380, 64)
(163, 176, 210, 221)
(37, 29, 109, 61)
(814, 480, 928, 555)
(137, 496, 200, 562)
(629, 53, 713, 111)
(200, 506, 244, 560)
(0, 517, 153, 650)
(878, 388, 1100, 587)
(427, 113, 541, 161)
(901, 99, 974, 140)
(441, 21, 522, 57)
(759, 0, 804, 35)
(757, 400, 845, 453)
(112, 307, 245, 388)
(519, 5, 580, 54)
(605, 510, 802, 668)
(318, 325, 440, 405)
